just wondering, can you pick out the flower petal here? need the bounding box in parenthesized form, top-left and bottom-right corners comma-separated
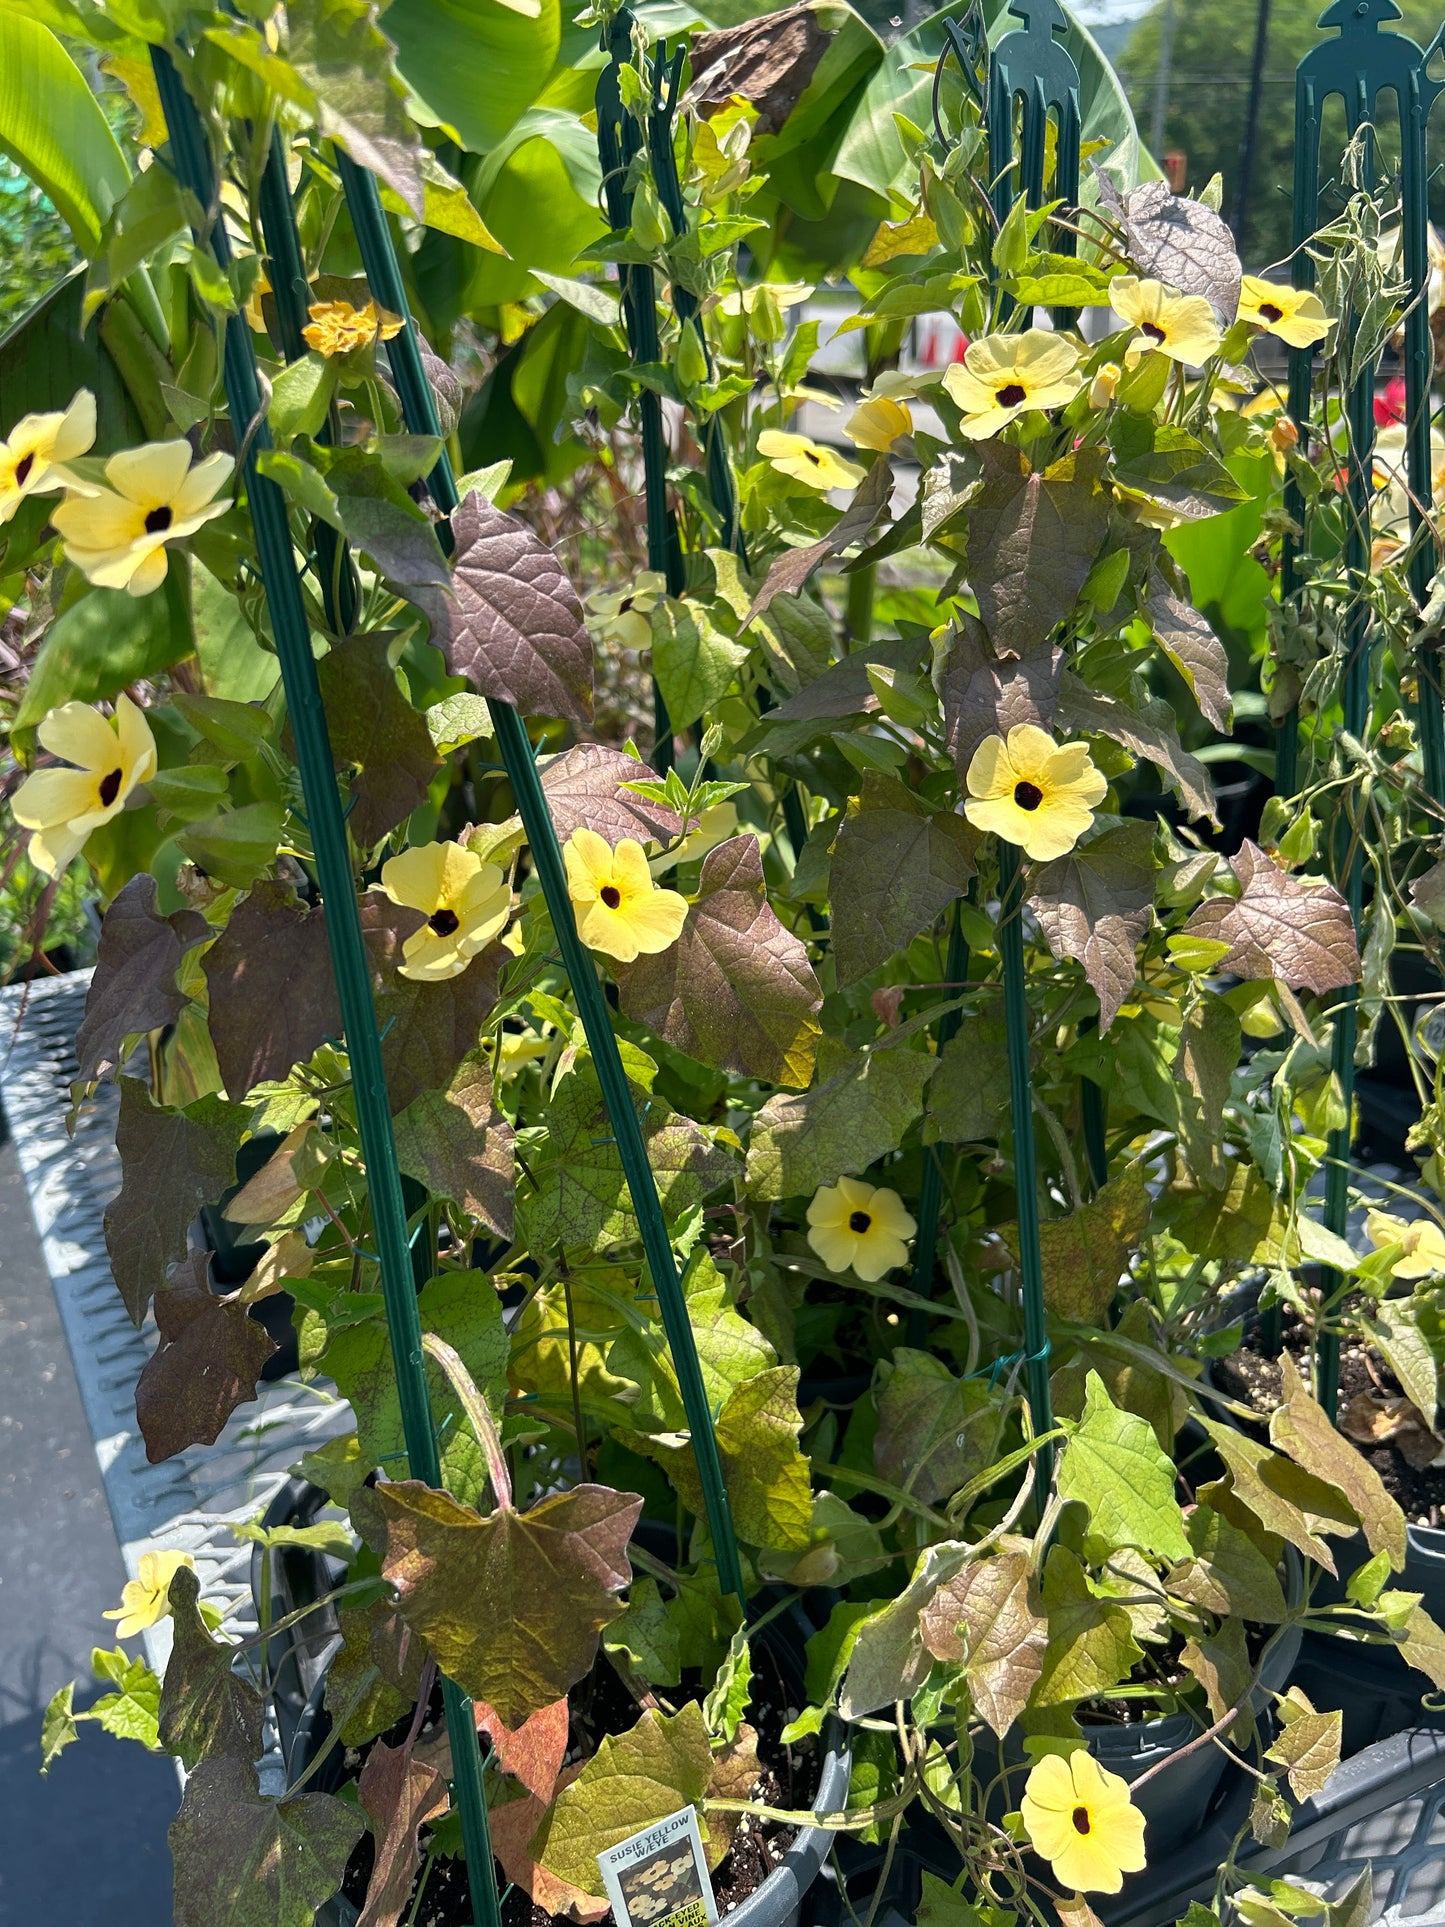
(382, 840, 452, 911)
(38, 701, 118, 771)
(12, 766, 100, 830)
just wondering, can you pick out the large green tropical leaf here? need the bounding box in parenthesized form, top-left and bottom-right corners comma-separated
(384, 0, 562, 154)
(0, 270, 141, 448)
(0, 10, 130, 255)
(833, 0, 1155, 215)
(456, 109, 605, 309)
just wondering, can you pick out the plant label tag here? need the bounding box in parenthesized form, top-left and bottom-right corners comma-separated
(595, 1805, 717, 1927)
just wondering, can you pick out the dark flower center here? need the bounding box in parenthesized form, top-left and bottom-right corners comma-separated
(144, 504, 173, 534)
(996, 382, 1028, 408)
(1142, 322, 1166, 343)
(1013, 780, 1044, 811)
(803, 449, 823, 466)
(1258, 302, 1284, 323)
(427, 907, 460, 936)
(600, 884, 622, 909)
(14, 451, 34, 486)
(98, 768, 124, 808)
(849, 1210, 872, 1234)
(1072, 1807, 1091, 1834)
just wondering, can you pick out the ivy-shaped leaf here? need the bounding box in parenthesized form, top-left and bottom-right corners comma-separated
(1098, 177, 1242, 323)
(917, 1548, 1047, 1736)
(356, 1739, 450, 1927)
(1028, 821, 1155, 1033)
(283, 0, 424, 215)
(924, 1020, 1010, 1144)
(170, 1755, 363, 1927)
(475, 1696, 571, 1803)
(873, 1350, 999, 1508)
(378, 1479, 642, 1728)
(1183, 842, 1361, 994)
(828, 776, 979, 988)
(159, 1567, 264, 1770)
(316, 632, 440, 846)
(743, 457, 892, 622)
(1270, 1354, 1406, 1570)
(136, 1254, 279, 1463)
(75, 875, 208, 1084)
(425, 493, 593, 727)
(1057, 1372, 1190, 1563)
(940, 619, 1064, 777)
(1165, 1502, 1288, 1624)
(104, 1079, 249, 1324)
(540, 742, 686, 848)
(327, 1602, 424, 1746)
(998, 1168, 1150, 1326)
(617, 833, 823, 1087)
(1031, 1546, 1143, 1706)
(839, 1541, 973, 1719)
(530, 1703, 714, 1900)
(746, 1043, 935, 1201)
(965, 444, 1110, 659)
(203, 881, 340, 1099)
(1264, 1687, 1342, 1802)
(1199, 1420, 1357, 1575)
(523, 1043, 738, 1250)
(392, 1052, 514, 1237)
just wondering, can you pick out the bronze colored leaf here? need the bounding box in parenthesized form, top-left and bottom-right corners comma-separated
(317, 633, 440, 846)
(393, 1052, 514, 1235)
(378, 1480, 642, 1728)
(1055, 673, 1217, 824)
(159, 1566, 264, 1770)
(940, 618, 1063, 776)
(743, 457, 893, 623)
(104, 1078, 248, 1324)
(1180, 1617, 1252, 1731)
(828, 778, 978, 988)
(874, 1349, 999, 1508)
(998, 1168, 1150, 1325)
(1028, 822, 1155, 1032)
(475, 1695, 569, 1803)
(1265, 1686, 1341, 1802)
(204, 881, 341, 1098)
(1146, 587, 1232, 730)
(704, 1725, 762, 1868)
(375, 945, 505, 1113)
(328, 1601, 425, 1746)
(635, 1365, 814, 1554)
(965, 444, 1110, 659)
(687, 2, 831, 134)
(136, 1254, 278, 1462)
(1270, 1353, 1406, 1570)
(488, 1775, 610, 1924)
(170, 1754, 362, 1927)
(1200, 1419, 1357, 1575)
(424, 493, 592, 727)
(763, 633, 927, 724)
(359, 888, 427, 977)
(75, 875, 208, 1084)
(924, 1020, 1010, 1145)
(1098, 177, 1242, 324)
(1183, 842, 1361, 994)
(918, 1549, 1047, 1736)
(616, 833, 823, 1086)
(746, 1042, 935, 1201)
(356, 1739, 450, 1927)
(540, 742, 685, 848)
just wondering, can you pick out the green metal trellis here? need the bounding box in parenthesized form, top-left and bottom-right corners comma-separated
(1281, 0, 1445, 1414)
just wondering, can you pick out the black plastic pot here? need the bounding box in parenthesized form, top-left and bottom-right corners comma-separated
(255, 1482, 853, 1927)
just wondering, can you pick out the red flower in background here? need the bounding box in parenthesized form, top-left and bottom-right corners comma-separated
(1375, 376, 1406, 427)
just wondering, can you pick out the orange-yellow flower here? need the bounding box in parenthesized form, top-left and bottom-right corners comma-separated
(302, 297, 404, 359)
(963, 725, 1106, 862)
(1020, 1749, 1146, 1894)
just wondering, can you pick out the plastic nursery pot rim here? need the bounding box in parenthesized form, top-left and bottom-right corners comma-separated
(255, 1481, 853, 1927)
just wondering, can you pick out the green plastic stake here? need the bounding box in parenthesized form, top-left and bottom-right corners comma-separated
(1281, 2, 1445, 1409)
(596, 9, 679, 772)
(998, 843, 1056, 1486)
(335, 155, 747, 1606)
(149, 57, 503, 1927)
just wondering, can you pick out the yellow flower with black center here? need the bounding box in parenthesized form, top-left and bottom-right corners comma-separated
(846, 396, 913, 452)
(0, 389, 95, 525)
(101, 1549, 197, 1640)
(380, 839, 512, 982)
(12, 695, 158, 877)
(942, 329, 1083, 440)
(1111, 276, 1222, 367)
(589, 570, 667, 651)
(963, 724, 1107, 862)
(806, 1176, 917, 1282)
(1020, 1749, 1146, 1894)
(757, 430, 865, 491)
(51, 440, 234, 597)
(563, 827, 689, 963)
(1365, 1209, 1445, 1279)
(1236, 275, 1330, 349)
(302, 296, 405, 359)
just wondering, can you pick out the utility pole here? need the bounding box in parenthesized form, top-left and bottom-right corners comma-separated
(1233, 0, 1272, 248)
(1150, 0, 1177, 159)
